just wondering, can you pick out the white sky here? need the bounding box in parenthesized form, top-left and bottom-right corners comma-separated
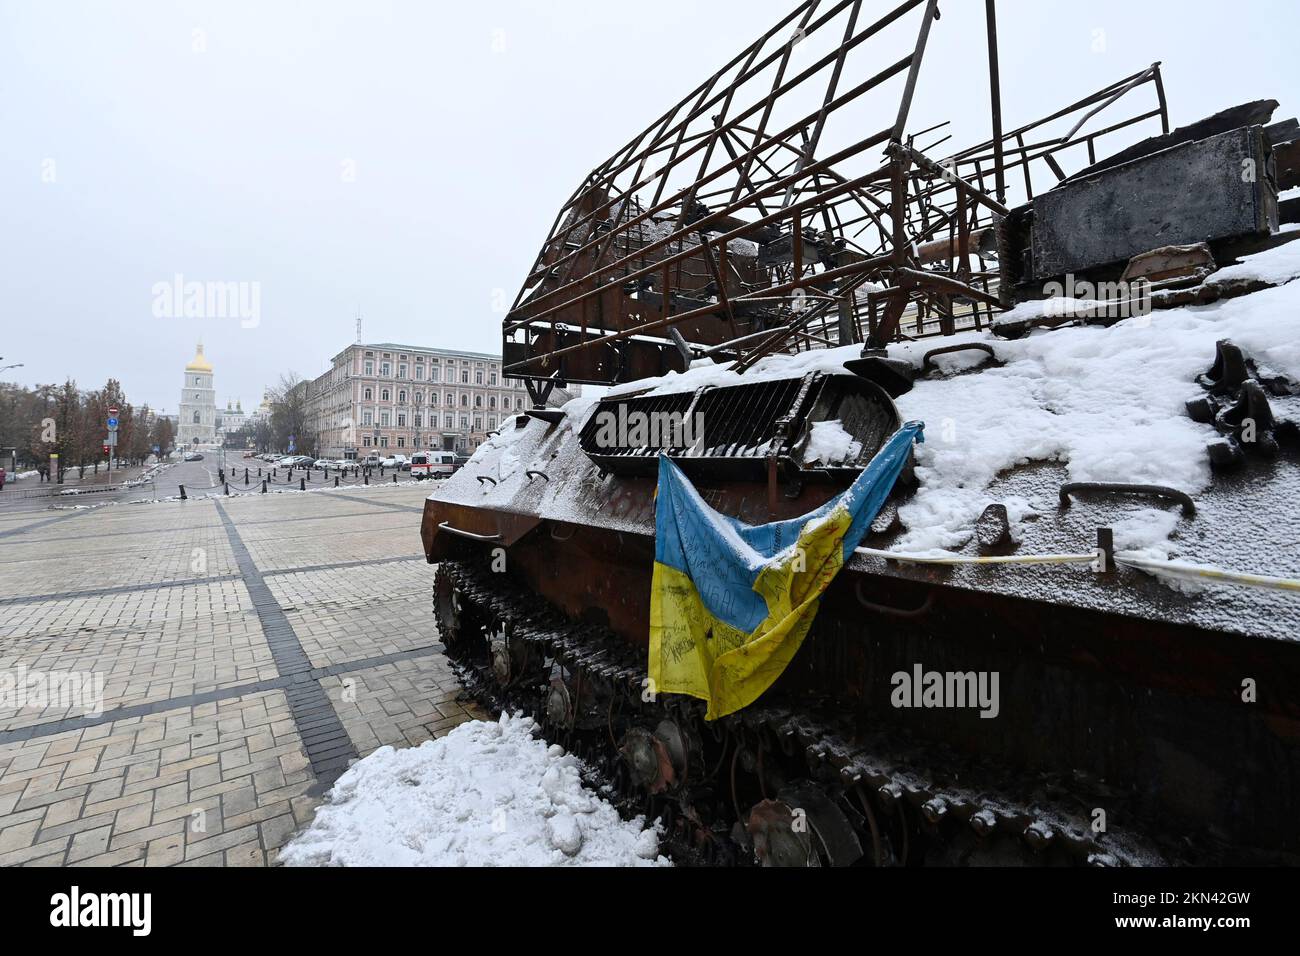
(1, 0, 1295, 413)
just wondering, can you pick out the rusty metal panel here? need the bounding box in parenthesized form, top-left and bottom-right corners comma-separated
(1030, 126, 1276, 281)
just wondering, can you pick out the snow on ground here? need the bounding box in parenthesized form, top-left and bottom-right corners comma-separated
(586, 240, 1300, 555)
(281, 712, 670, 867)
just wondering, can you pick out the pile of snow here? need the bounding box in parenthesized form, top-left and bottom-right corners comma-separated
(281, 713, 669, 867)
(802, 419, 861, 466)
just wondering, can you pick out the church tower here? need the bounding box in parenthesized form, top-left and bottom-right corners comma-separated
(177, 343, 217, 446)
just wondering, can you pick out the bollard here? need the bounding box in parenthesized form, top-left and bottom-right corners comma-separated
(224, 481, 229, 496)
(334, 475, 339, 487)
(364, 472, 369, 485)
(179, 484, 187, 500)
(300, 477, 306, 491)
(261, 479, 268, 493)
(307, 468, 312, 480)
(258, 467, 262, 477)
(244, 469, 250, 485)
(380, 464, 385, 476)
(393, 473, 398, 484)
(324, 466, 329, 479)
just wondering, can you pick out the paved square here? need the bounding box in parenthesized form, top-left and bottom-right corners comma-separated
(0, 478, 486, 866)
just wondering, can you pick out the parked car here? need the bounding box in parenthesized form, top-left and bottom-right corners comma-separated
(0, 466, 6, 490)
(312, 458, 335, 469)
(183, 452, 204, 461)
(410, 452, 456, 479)
(362, 453, 382, 468)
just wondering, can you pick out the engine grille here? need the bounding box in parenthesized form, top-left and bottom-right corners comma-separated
(577, 372, 899, 479)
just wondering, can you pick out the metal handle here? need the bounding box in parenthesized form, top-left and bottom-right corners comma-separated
(854, 580, 935, 618)
(921, 342, 995, 372)
(476, 475, 498, 486)
(1058, 482, 1195, 517)
(437, 521, 502, 542)
(525, 469, 550, 481)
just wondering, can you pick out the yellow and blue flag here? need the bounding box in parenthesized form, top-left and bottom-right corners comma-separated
(649, 421, 923, 719)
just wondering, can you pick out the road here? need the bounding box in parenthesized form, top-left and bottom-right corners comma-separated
(0, 456, 412, 514)
(0, 475, 483, 866)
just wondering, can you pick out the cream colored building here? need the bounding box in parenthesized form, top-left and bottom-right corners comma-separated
(306, 343, 578, 459)
(177, 344, 217, 446)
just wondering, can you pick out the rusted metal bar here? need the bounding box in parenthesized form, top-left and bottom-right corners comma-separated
(985, 0, 1006, 202)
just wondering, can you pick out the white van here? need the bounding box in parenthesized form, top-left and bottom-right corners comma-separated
(410, 451, 456, 479)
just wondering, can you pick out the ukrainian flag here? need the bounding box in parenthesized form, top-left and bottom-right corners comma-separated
(649, 421, 923, 719)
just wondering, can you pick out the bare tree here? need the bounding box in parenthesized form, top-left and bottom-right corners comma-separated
(267, 373, 318, 456)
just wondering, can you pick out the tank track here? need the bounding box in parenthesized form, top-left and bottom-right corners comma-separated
(435, 556, 1184, 867)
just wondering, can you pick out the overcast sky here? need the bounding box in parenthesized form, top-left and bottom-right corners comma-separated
(1, 0, 1294, 413)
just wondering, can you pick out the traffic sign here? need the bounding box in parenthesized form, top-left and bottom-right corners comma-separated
(107, 405, 119, 417)
(107, 417, 119, 431)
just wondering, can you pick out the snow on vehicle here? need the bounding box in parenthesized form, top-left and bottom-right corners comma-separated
(422, 0, 1300, 866)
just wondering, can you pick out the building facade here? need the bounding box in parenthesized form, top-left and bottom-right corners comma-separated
(177, 343, 217, 446)
(306, 343, 573, 459)
(217, 399, 248, 445)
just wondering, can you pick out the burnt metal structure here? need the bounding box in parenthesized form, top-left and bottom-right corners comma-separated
(500, 0, 1174, 400)
(425, 0, 1300, 866)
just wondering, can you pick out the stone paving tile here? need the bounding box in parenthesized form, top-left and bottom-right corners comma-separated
(0, 482, 471, 867)
(321, 655, 488, 757)
(0, 580, 275, 732)
(0, 690, 312, 867)
(272, 561, 437, 668)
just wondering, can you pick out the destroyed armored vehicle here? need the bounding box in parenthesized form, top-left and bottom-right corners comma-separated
(423, 0, 1300, 866)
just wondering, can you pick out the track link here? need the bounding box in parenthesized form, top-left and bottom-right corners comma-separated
(435, 557, 1188, 867)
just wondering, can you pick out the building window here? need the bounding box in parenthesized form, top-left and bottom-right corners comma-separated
(398, 364, 407, 379)
(192, 411, 201, 424)
(430, 368, 440, 383)
(490, 373, 497, 385)
(364, 362, 373, 375)
(414, 366, 424, 380)
(430, 393, 438, 406)
(398, 390, 407, 403)
(380, 411, 391, 426)
(414, 414, 422, 427)
(445, 392, 453, 405)
(397, 413, 406, 427)
(414, 392, 422, 404)
(475, 370, 483, 385)
(380, 437, 388, 448)
(381, 362, 391, 376)
(461, 370, 469, 384)
(474, 417, 482, 431)
(363, 436, 371, 447)
(460, 416, 468, 428)
(362, 411, 373, 426)
(397, 437, 405, 448)
(363, 388, 372, 400)
(516, 398, 523, 409)
(489, 396, 496, 409)
(381, 389, 390, 401)
(474, 395, 482, 408)
(445, 415, 453, 428)
(488, 417, 496, 429)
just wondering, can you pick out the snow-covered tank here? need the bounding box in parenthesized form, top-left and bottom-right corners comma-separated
(422, 0, 1300, 865)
